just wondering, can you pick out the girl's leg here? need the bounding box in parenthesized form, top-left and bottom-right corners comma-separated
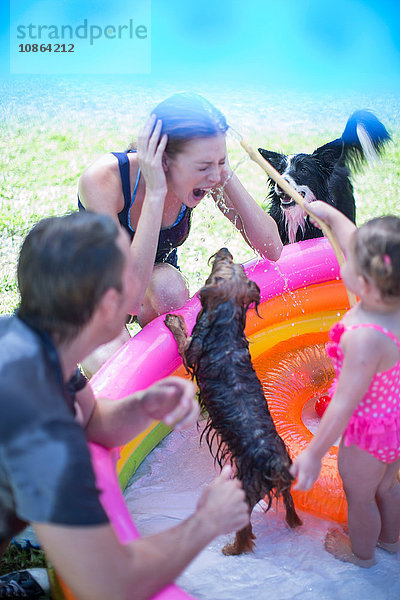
(376, 456, 400, 551)
(325, 441, 385, 567)
(138, 263, 190, 328)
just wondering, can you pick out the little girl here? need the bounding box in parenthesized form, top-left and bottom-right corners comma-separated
(290, 201, 400, 568)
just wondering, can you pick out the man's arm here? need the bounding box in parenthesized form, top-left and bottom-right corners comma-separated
(34, 465, 249, 600)
(78, 377, 199, 447)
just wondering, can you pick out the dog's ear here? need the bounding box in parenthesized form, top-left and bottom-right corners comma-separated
(258, 148, 286, 174)
(244, 280, 261, 313)
(312, 140, 343, 175)
(200, 279, 231, 310)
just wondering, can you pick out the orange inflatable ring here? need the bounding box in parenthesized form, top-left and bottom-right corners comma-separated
(108, 238, 350, 524)
(241, 278, 348, 522)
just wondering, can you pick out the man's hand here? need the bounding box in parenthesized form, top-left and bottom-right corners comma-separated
(196, 465, 250, 536)
(140, 376, 199, 430)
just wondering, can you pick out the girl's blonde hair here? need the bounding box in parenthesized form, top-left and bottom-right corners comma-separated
(354, 216, 400, 298)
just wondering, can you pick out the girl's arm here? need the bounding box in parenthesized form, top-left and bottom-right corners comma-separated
(212, 166, 282, 261)
(290, 328, 381, 490)
(307, 201, 357, 257)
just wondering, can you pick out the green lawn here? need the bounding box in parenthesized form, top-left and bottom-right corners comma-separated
(0, 544, 46, 577)
(1, 81, 399, 315)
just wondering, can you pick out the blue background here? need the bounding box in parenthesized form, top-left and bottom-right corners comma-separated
(1, 0, 400, 90)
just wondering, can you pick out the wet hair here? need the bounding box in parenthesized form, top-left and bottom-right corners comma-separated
(129, 92, 228, 157)
(18, 211, 125, 343)
(353, 215, 400, 298)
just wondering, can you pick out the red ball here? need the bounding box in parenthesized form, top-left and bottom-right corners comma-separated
(314, 395, 331, 418)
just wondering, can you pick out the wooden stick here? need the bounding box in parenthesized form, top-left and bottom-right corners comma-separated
(239, 137, 357, 307)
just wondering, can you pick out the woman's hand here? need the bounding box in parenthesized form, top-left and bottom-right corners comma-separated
(137, 115, 168, 197)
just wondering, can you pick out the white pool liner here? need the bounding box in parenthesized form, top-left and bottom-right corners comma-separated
(125, 422, 400, 600)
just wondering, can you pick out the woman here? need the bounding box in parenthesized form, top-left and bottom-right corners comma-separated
(78, 92, 282, 373)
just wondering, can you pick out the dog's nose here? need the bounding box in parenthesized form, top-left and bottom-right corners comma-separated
(276, 176, 291, 197)
(213, 247, 233, 261)
(276, 183, 286, 197)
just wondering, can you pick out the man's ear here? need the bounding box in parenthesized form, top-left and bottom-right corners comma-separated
(94, 287, 120, 323)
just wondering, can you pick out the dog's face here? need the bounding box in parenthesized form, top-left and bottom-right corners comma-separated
(199, 248, 260, 314)
(258, 141, 343, 243)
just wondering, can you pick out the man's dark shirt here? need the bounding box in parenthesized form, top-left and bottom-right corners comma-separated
(0, 315, 108, 543)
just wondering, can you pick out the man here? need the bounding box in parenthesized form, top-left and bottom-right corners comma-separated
(0, 212, 249, 599)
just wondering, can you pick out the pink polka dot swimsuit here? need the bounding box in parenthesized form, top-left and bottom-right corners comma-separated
(326, 322, 400, 463)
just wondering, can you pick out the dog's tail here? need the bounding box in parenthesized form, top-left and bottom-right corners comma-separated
(340, 109, 390, 171)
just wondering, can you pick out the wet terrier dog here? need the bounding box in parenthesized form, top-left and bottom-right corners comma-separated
(165, 248, 302, 555)
(258, 109, 390, 244)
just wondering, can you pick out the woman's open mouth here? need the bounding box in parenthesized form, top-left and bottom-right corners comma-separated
(192, 188, 208, 200)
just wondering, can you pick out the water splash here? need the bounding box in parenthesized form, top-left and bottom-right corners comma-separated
(227, 125, 243, 143)
(210, 154, 254, 251)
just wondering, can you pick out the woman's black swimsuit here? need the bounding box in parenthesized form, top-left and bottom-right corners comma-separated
(78, 150, 193, 268)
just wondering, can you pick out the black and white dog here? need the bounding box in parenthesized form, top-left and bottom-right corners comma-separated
(258, 110, 390, 244)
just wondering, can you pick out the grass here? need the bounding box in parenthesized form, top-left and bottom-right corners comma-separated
(0, 79, 399, 573)
(1, 85, 399, 314)
(0, 543, 46, 577)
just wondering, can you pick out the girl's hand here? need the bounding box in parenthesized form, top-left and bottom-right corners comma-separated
(307, 200, 334, 230)
(307, 201, 357, 255)
(137, 115, 168, 197)
(289, 449, 321, 491)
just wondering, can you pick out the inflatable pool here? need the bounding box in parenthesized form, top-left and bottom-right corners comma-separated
(55, 237, 350, 600)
